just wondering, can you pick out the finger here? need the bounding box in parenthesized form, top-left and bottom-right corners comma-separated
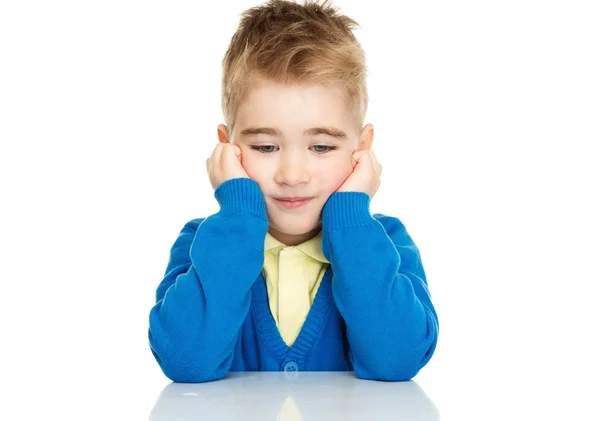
(369, 152, 381, 170)
(222, 143, 239, 168)
(355, 150, 376, 169)
(214, 143, 224, 170)
(351, 150, 363, 166)
(367, 150, 378, 164)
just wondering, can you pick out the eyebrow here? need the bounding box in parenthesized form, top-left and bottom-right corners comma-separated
(239, 126, 348, 140)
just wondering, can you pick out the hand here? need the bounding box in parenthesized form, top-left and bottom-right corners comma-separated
(336, 150, 382, 199)
(206, 143, 250, 190)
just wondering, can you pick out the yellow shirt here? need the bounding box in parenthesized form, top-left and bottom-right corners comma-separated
(262, 230, 330, 346)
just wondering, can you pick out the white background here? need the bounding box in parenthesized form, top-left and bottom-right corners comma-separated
(1, 1, 599, 419)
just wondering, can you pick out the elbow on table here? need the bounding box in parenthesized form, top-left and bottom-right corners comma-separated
(160, 360, 228, 383)
(151, 349, 229, 383)
(354, 363, 421, 382)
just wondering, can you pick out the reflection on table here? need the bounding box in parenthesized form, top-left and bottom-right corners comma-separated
(149, 371, 439, 420)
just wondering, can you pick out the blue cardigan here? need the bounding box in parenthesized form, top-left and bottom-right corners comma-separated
(148, 178, 438, 382)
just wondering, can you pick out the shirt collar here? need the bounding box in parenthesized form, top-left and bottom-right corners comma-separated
(264, 230, 329, 264)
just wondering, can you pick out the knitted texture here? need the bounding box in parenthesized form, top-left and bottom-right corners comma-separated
(149, 178, 438, 382)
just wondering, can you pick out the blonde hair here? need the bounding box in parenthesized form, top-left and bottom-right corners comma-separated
(221, 0, 368, 133)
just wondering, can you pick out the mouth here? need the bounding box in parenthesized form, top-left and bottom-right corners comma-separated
(272, 197, 314, 210)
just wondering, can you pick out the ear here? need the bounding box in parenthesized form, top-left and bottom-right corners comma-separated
(358, 123, 374, 150)
(217, 124, 230, 143)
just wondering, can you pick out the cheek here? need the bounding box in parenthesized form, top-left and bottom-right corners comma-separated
(319, 160, 353, 190)
(240, 154, 264, 178)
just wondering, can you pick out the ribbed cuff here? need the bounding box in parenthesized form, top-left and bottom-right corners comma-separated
(214, 178, 267, 220)
(321, 191, 376, 230)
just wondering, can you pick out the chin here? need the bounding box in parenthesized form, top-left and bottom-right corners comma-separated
(269, 218, 321, 236)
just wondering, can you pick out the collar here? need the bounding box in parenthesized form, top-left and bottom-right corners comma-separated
(264, 230, 329, 264)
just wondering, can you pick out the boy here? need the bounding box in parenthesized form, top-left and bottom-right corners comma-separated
(148, 0, 438, 383)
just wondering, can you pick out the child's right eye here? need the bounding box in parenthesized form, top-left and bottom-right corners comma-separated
(251, 145, 278, 153)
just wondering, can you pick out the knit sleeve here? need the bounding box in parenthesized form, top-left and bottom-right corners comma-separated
(148, 178, 268, 382)
(321, 192, 439, 381)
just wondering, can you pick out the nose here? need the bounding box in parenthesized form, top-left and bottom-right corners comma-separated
(275, 150, 310, 186)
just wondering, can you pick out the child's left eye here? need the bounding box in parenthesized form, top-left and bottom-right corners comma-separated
(312, 145, 336, 154)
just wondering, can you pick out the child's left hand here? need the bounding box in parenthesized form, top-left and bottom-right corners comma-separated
(336, 150, 382, 199)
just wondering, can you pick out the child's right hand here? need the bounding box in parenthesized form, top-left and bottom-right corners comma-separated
(206, 143, 250, 190)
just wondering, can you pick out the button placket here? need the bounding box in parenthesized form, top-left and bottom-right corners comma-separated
(283, 360, 299, 372)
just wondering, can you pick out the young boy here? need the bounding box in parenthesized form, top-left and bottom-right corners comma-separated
(148, 0, 438, 383)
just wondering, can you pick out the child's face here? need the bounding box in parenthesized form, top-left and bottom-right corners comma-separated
(219, 79, 373, 246)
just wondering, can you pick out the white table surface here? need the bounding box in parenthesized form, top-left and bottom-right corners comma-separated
(148, 371, 439, 421)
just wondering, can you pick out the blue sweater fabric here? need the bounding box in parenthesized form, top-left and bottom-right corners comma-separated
(148, 178, 438, 382)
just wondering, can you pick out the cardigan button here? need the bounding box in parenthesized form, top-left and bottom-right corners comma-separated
(283, 361, 299, 372)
